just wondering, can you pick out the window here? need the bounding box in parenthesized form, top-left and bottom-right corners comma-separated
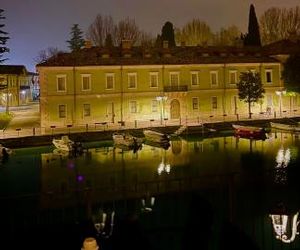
(191, 72, 199, 86)
(151, 100, 158, 112)
(83, 104, 91, 117)
(81, 74, 91, 91)
(211, 96, 217, 109)
(57, 75, 66, 92)
(210, 71, 218, 86)
(150, 72, 158, 88)
(192, 97, 199, 110)
(229, 71, 237, 84)
(170, 72, 179, 86)
(265, 70, 273, 84)
(130, 100, 137, 113)
(267, 95, 273, 106)
(106, 73, 114, 89)
(128, 73, 137, 89)
(58, 105, 66, 118)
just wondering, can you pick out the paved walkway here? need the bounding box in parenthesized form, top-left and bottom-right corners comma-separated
(6, 103, 40, 130)
(1, 102, 300, 139)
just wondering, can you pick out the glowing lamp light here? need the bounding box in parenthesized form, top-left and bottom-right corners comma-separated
(77, 175, 84, 182)
(67, 161, 75, 169)
(270, 212, 300, 243)
(157, 161, 171, 175)
(21, 90, 26, 95)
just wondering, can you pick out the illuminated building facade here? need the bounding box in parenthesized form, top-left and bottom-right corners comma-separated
(37, 41, 287, 129)
(0, 65, 36, 108)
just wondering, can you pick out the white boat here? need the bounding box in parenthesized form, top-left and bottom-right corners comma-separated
(52, 135, 74, 151)
(0, 144, 13, 158)
(112, 133, 143, 148)
(143, 129, 170, 143)
(270, 122, 300, 132)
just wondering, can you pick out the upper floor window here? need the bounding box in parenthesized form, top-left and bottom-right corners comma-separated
(192, 97, 199, 110)
(58, 104, 66, 118)
(169, 72, 179, 86)
(81, 74, 91, 91)
(130, 100, 137, 113)
(106, 73, 115, 90)
(128, 73, 137, 89)
(149, 72, 158, 88)
(57, 75, 66, 92)
(191, 72, 199, 86)
(229, 70, 238, 84)
(265, 70, 273, 84)
(83, 104, 91, 117)
(210, 71, 218, 86)
(211, 96, 218, 109)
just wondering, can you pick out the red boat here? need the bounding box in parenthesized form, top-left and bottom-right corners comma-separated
(232, 124, 267, 140)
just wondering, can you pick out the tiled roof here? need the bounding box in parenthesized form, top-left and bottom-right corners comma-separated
(37, 45, 279, 67)
(262, 39, 300, 55)
(0, 65, 28, 75)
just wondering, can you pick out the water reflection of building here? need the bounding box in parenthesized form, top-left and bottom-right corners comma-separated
(40, 133, 299, 210)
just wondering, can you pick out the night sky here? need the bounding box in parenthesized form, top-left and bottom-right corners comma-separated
(1, 0, 299, 72)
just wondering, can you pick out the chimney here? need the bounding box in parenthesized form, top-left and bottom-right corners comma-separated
(84, 40, 92, 49)
(121, 40, 132, 50)
(163, 40, 169, 49)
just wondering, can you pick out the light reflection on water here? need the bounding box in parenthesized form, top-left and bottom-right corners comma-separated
(0, 132, 300, 249)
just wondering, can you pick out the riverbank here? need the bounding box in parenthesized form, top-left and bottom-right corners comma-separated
(1, 117, 300, 149)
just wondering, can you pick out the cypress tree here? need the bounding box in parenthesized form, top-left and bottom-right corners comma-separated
(161, 21, 176, 47)
(0, 9, 9, 63)
(244, 4, 261, 46)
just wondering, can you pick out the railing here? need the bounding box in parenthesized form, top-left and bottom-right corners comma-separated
(1, 109, 300, 139)
(164, 85, 188, 92)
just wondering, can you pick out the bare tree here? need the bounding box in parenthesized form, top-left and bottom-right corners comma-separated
(34, 47, 62, 64)
(213, 25, 241, 46)
(139, 31, 154, 47)
(175, 19, 214, 46)
(260, 6, 300, 44)
(115, 17, 140, 45)
(87, 14, 115, 46)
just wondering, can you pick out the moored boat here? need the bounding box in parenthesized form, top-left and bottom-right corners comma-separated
(112, 132, 143, 148)
(232, 124, 266, 139)
(143, 129, 170, 143)
(52, 135, 74, 151)
(0, 144, 13, 158)
(270, 122, 300, 132)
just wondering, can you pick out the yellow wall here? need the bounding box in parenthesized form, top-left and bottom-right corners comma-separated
(38, 62, 290, 128)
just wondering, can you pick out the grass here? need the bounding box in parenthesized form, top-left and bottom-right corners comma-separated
(0, 112, 13, 130)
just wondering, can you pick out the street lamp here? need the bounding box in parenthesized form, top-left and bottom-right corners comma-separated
(156, 95, 167, 125)
(275, 90, 286, 117)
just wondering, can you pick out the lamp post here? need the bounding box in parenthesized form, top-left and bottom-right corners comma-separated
(276, 90, 286, 117)
(156, 95, 167, 125)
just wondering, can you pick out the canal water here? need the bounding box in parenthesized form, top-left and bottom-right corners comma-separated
(0, 131, 300, 250)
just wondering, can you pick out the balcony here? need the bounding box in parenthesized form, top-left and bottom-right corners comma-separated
(20, 85, 30, 90)
(164, 85, 188, 92)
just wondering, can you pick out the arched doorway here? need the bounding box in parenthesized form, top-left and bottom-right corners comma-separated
(170, 99, 180, 119)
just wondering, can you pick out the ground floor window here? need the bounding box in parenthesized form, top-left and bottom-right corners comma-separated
(192, 97, 199, 110)
(211, 96, 217, 110)
(151, 100, 158, 112)
(130, 100, 137, 113)
(83, 104, 91, 117)
(58, 105, 66, 118)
